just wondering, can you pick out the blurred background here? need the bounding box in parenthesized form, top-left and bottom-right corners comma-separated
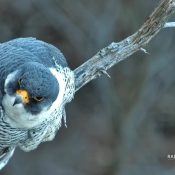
(1, 0, 175, 174)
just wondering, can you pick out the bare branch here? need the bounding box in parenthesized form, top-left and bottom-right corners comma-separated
(74, 0, 175, 92)
(164, 22, 175, 27)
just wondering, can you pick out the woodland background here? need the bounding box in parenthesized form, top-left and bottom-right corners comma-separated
(1, 0, 175, 174)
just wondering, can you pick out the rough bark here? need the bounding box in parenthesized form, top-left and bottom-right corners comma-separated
(74, 0, 175, 92)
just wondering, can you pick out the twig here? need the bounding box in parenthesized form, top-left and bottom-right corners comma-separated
(164, 22, 175, 27)
(140, 48, 149, 54)
(74, 0, 175, 92)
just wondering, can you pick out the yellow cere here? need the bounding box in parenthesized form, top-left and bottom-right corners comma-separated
(16, 89, 30, 104)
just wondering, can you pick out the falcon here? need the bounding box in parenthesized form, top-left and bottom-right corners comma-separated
(0, 38, 74, 169)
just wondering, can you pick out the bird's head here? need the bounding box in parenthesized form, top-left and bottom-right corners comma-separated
(2, 62, 64, 129)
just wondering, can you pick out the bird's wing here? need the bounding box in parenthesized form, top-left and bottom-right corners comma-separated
(0, 147, 15, 170)
(4, 37, 68, 68)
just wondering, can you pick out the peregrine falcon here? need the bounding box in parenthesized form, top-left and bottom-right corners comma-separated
(0, 38, 75, 169)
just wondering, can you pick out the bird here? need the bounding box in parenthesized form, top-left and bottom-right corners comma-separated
(0, 37, 75, 170)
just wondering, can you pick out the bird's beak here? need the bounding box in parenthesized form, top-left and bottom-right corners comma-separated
(13, 96, 23, 106)
(14, 89, 30, 105)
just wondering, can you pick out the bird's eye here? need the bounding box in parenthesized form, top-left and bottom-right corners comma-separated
(33, 96, 44, 102)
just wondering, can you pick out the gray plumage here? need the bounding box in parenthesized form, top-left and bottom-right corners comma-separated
(0, 38, 67, 91)
(0, 38, 75, 169)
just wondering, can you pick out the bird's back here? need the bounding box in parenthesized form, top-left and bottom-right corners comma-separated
(4, 38, 68, 67)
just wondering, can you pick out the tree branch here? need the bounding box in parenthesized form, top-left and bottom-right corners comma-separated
(164, 21, 175, 27)
(74, 0, 175, 92)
